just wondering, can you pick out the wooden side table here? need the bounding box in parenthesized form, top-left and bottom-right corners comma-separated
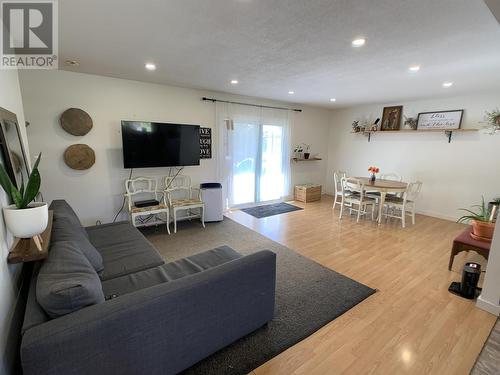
(448, 225, 491, 271)
(7, 211, 53, 264)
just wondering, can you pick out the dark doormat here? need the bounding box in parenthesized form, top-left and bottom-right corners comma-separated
(145, 218, 375, 375)
(241, 202, 303, 218)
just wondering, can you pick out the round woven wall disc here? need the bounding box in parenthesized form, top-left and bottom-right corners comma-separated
(60, 108, 93, 136)
(64, 144, 95, 170)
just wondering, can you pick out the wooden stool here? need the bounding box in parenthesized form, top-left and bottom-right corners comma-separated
(448, 226, 491, 271)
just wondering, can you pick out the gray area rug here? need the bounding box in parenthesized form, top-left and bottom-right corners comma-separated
(471, 319, 500, 375)
(241, 202, 303, 218)
(142, 218, 375, 375)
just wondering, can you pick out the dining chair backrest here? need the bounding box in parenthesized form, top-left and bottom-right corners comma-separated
(342, 177, 365, 196)
(125, 177, 161, 211)
(405, 181, 423, 202)
(381, 173, 402, 182)
(334, 171, 347, 193)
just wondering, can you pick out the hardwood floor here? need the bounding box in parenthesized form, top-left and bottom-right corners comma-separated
(225, 195, 497, 375)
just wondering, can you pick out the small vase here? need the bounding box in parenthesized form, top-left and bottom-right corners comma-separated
(304, 152, 310, 159)
(370, 174, 376, 183)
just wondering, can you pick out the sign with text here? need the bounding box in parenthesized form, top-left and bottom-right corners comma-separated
(417, 110, 464, 130)
(199, 127, 211, 159)
(1, 0, 58, 69)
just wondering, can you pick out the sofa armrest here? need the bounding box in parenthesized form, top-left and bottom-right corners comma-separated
(21, 250, 276, 375)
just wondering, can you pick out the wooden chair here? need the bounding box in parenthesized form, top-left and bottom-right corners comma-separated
(164, 175, 205, 233)
(339, 177, 377, 223)
(125, 177, 170, 234)
(382, 181, 422, 228)
(332, 171, 347, 210)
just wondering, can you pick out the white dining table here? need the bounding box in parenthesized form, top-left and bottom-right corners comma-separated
(355, 177, 408, 225)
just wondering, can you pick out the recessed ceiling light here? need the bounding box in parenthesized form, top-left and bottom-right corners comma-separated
(288, 91, 295, 95)
(352, 38, 366, 47)
(230, 79, 239, 85)
(409, 65, 421, 72)
(145, 63, 156, 71)
(65, 59, 79, 66)
(330, 98, 337, 102)
(442, 81, 453, 88)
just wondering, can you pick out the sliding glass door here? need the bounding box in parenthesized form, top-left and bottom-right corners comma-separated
(218, 104, 290, 209)
(231, 122, 286, 207)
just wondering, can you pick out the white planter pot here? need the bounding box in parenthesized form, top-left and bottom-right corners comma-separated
(3, 202, 48, 238)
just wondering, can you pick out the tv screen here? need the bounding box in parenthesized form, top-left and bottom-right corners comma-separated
(121, 121, 200, 168)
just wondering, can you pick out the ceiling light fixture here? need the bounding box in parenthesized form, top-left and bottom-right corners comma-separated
(409, 65, 421, 72)
(330, 98, 337, 102)
(442, 81, 453, 88)
(230, 79, 239, 85)
(351, 38, 366, 47)
(145, 63, 156, 71)
(288, 91, 295, 95)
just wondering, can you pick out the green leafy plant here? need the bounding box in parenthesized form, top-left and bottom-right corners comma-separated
(484, 108, 500, 134)
(457, 196, 492, 223)
(0, 153, 41, 209)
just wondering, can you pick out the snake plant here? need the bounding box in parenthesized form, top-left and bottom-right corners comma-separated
(0, 153, 41, 209)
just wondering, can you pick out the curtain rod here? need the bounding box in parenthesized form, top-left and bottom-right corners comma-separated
(202, 97, 302, 112)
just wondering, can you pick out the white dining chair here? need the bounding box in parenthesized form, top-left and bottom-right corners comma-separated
(382, 181, 423, 228)
(125, 177, 170, 234)
(164, 175, 205, 233)
(339, 177, 377, 223)
(368, 173, 403, 201)
(380, 173, 403, 182)
(332, 170, 347, 210)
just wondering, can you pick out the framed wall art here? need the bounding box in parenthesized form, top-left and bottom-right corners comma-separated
(417, 110, 464, 130)
(380, 106, 403, 131)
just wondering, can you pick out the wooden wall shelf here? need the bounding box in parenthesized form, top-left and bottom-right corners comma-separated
(7, 210, 53, 264)
(351, 128, 479, 143)
(292, 157, 322, 162)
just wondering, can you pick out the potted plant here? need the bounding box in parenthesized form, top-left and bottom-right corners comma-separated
(0, 153, 48, 238)
(484, 108, 500, 134)
(303, 144, 311, 159)
(458, 197, 496, 242)
(293, 144, 303, 159)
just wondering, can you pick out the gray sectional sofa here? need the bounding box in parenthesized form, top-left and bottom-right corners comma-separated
(20, 200, 276, 375)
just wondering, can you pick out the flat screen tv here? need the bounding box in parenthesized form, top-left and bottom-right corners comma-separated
(121, 121, 200, 168)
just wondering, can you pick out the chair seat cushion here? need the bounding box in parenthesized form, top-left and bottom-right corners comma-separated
(86, 222, 164, 281)
(36, 241, 105, 318)
(101, 246, 241, 298)
(131, 204, 167, 213)
(171, 199, 203, 207)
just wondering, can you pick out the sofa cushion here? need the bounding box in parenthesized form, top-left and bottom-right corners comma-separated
(49, 199, 87, 237)
(52, 219, 104, 273)
(102, 245, 242, 298)
(36, 241, 105, 318)
(86, 221, 164, 281)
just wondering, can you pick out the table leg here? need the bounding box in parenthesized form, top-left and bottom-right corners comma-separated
(378, 191, 386, 225)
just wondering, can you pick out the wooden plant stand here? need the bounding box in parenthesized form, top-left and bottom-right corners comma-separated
(7, 211, 53, 264)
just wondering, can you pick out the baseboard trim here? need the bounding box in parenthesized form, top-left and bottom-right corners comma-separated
(476, 295, 500, 316)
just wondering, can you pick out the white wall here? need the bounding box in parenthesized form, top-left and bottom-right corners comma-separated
(327, 93, 500, 220)
(19, 70, 330, 225)
(477, 219, 500, 316)
(0, 69, 28, 374)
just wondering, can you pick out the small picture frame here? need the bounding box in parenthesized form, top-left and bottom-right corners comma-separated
(416, 110, 464, 130)
(380, 106, 403, 131)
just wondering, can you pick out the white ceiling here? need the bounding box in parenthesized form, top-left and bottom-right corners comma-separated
(59, 0, 500, 108)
